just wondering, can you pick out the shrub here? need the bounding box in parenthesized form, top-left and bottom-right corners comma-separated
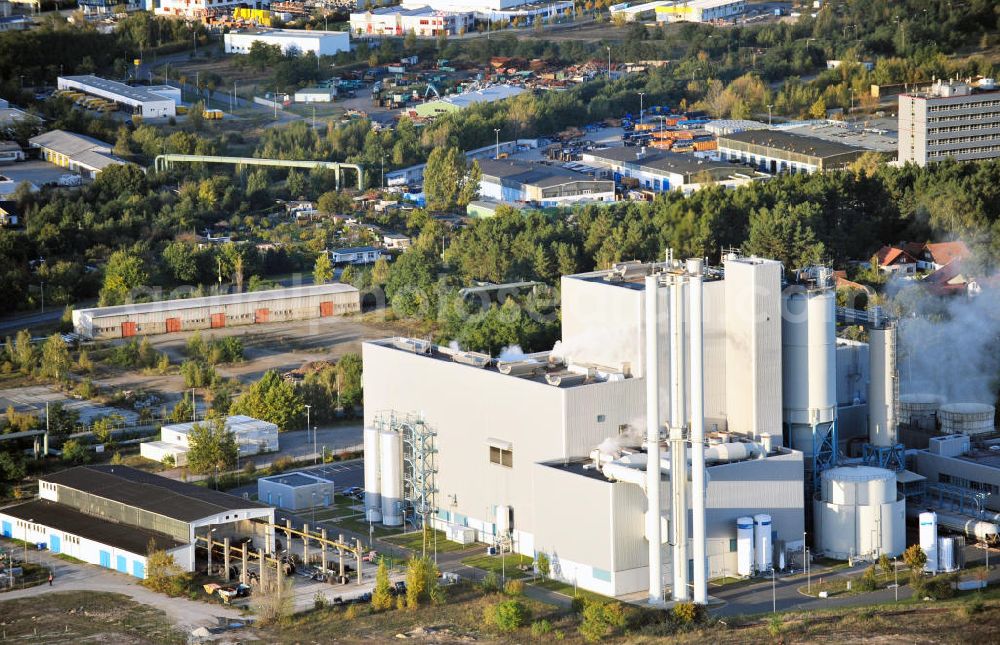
(961, 597, 985, 617)
(570, 594, 585, 614)
(531, 619, 553, 637)
(579, 600, 629, 642)
(767, 613, 783, 637)
(504, 579, 524, 596)
(486, 599, 530, 633)
(314, 591, 327, 610)
(395, 595, 406, 610)
(480, 570, 500, 593)
(536, 552, 550, 577)
(858, 565, 879, 592)
(344, 603, 363, 619)
(920, 574, 956, 600)
(371, 559, 393, 611)
(671, 601, 703, 626)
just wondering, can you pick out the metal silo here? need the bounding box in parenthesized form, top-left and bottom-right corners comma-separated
(363, 427, 382, 523)
(379, 430, 403, 526)
(753, 514, 772, 573)
(781, 268, 837, 486)
(919, 512, 938, 574)
(868, 325, 898, 447)
(736, 517, 754, 577)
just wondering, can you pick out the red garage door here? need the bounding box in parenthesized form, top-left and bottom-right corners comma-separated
(165, 318, 181, 333)
(255, 308, 270, 324)
(319, 301, 334, 317)
(210, 313, 226, 328)
(121, 321, 137, 337)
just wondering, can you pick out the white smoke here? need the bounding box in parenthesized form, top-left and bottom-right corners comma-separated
(549, 325, 639, 367)
(448, 340, 461, 351)
(894, 278, 1000, 405)
(497, 344, 528, 362)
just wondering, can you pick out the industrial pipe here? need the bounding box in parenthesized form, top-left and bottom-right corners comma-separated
(644, 274, 664, 605)
(688, 258, 707, 605)
(669, 276, 689, 602)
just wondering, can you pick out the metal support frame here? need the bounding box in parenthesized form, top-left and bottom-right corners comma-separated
(375, 412, 439, 533)
(811, 419, 838, 491)
(861, 443, 906, 472)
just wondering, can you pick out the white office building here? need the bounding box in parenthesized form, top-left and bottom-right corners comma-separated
(655, 0, 746, 23)
(224, 29, 351, 57)
(898, 78, 1000, 166)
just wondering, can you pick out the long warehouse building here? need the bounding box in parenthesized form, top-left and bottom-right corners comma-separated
(73, 283, 361, 340)
(57, 75, 180, 119)
(0, 465, 274, 578)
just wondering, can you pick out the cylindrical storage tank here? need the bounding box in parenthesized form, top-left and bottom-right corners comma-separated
(737, 517, 754, 577)
(379, 430, 403, 526)
(938, 403, 996, 436)
(919, 512, 938, 574)
(868, 326, 897, 447)
(496, 505, 512, 536)
(760, 432, 774, 454)
(815, 467, 905, 560)
(938, 537, 956, 572)
(754, 514, 772, 572)
(781, 289, 837, 427)
(363, 427, 382, 522)
(899, 393, 945, 428)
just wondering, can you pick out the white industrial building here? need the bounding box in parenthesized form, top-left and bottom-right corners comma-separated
(141, 415, 280, 467)
(258, 471, 336, 510)
(350, 6, 475, 37)
(58, 76, 179, 119)
(579, 147, 764, 193)
(72, 283, 361, 340)
(294, 87, 337, 103)
(363, 254, 813, 600)
(654, 0, 746, 23)
(156, 0, 242, 18)
(224, 29, 351, 57)
(477, 158, 615, 207)
(399, 0, 573, 20)
(0, 465, 274, 578)
(29, 130, 129, 179)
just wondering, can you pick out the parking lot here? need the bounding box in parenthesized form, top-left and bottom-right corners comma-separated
(0, 384, 139, 425)
(0, 159, 80, 197)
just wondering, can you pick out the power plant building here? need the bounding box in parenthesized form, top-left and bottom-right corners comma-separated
(72, 283, 361, 340)
(363, 255, 807, 599)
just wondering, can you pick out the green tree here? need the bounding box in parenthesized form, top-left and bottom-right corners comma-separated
(189, 100, 205, 131)
(809, 97, 827, 119)
(371, 559, 393, 611)
(744, 202, 825, 270)
(371, 257, 391, 287)
(162, 241, 201, 283)
(457, 159, 481, 207)
(385, 249, 439, 318)
(535, 552, 550, 577)
(903, 542, 927, 588)
(185, 417, 238, 475)
(170, 396, 194, 423)
(99, 250, 149, 306)
(405, 556, 440, 609)
(878, 553, 892, 579)
(39, 334, 70, 380)
(423, 146, 464, 210)
(486, 599, 530, 633)
(0, 451, 27, 484)
(61, 439, 90, 464)
(229, 369, 305, 431)
(13, 329, 36, 374)
(313, 252, 334, 284)
(335, 353, 363, 410)
(143, 543, 186, 595)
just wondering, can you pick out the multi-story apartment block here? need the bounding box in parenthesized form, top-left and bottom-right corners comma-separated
(899, 78, 1000, 166)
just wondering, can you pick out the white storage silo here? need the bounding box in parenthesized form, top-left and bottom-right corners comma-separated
(363, 427, 382, 522)
(868, 326, 898, 447)
(919, 512, 938, 574)
(781, 284, 837, 457)
(899, 393, 945, 429)
(753, 514, 772, 572)
(379, 430, 403, 526)
(938, 403, 996, 436)
(737, 517, 754, 577)
(938, 537, 956, 572)
(814, 466, 906, 560)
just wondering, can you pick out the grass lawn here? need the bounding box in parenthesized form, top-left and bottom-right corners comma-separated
(54, 553, 86, 564)
(0, 591, 185, 643)
(382, 529, 473, 554)
(460, 553, 534, 579)
(331, 514, 406, 539)
(529, 577, 610, 602)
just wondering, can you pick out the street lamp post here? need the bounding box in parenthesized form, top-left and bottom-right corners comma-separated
(768, 104, 773, 126)
(893, 557, 898, 601)
(806, 547, 811, 594)
(314, 426, 318, 465)
(305, 404, 312, 457)
(494, 129, 501, 159)
(638, 92, 645, 126)
(607, 46, 611, 80)
(771, 566, 776, 612)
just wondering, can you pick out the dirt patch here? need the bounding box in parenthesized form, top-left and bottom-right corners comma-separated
(0, 591, 185, 644)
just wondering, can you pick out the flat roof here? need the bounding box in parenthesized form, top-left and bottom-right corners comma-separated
(260, 472, 331, 488)
(29, 130, 111, 157)
(780, 121, 897, 153)
(162, 415, 277, 437)
(76, 283, 357, 319)
(43, 465, 269, 523)
(718, 129, 866, 159)
(478, 159, 606, 189)
(59, 75, 176, 105)
(1, 499, 186, 554)
(583, 146, 739, 177)
(226, 28, 348, 39)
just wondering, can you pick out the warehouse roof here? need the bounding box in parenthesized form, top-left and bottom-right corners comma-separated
(479, 159, 604, 188)
(74, 283, 358, 320)
(718, 129, 865, 158)
(43, 465, 269, 523)
(584, 147, 738, 177)
(260, 472, 332, 488)
(59, 75, 176, 105)
(29, 130, 111, 157)
(1, 499, 186, 554)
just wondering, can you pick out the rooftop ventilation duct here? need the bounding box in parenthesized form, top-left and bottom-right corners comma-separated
(497, 360, 542, 377)
(544, 371, 588, 387)
(391, 337, 431, 354)
(451, 351, 491, 368)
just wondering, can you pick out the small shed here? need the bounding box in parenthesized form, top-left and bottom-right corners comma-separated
(258, 472, 335, 510)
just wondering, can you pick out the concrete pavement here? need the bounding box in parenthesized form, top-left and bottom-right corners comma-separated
(0, 543, 244, 632)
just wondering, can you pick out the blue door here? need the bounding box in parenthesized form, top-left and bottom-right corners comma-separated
(100, 550, 111, 568)
(49, 534, 61, 554)
(132, 560, 145, 579)
(653, 179, 661, 191)
(116, 555, 127, 573)
(323, 494, 331, 507)
(1, 521, 11, 538)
